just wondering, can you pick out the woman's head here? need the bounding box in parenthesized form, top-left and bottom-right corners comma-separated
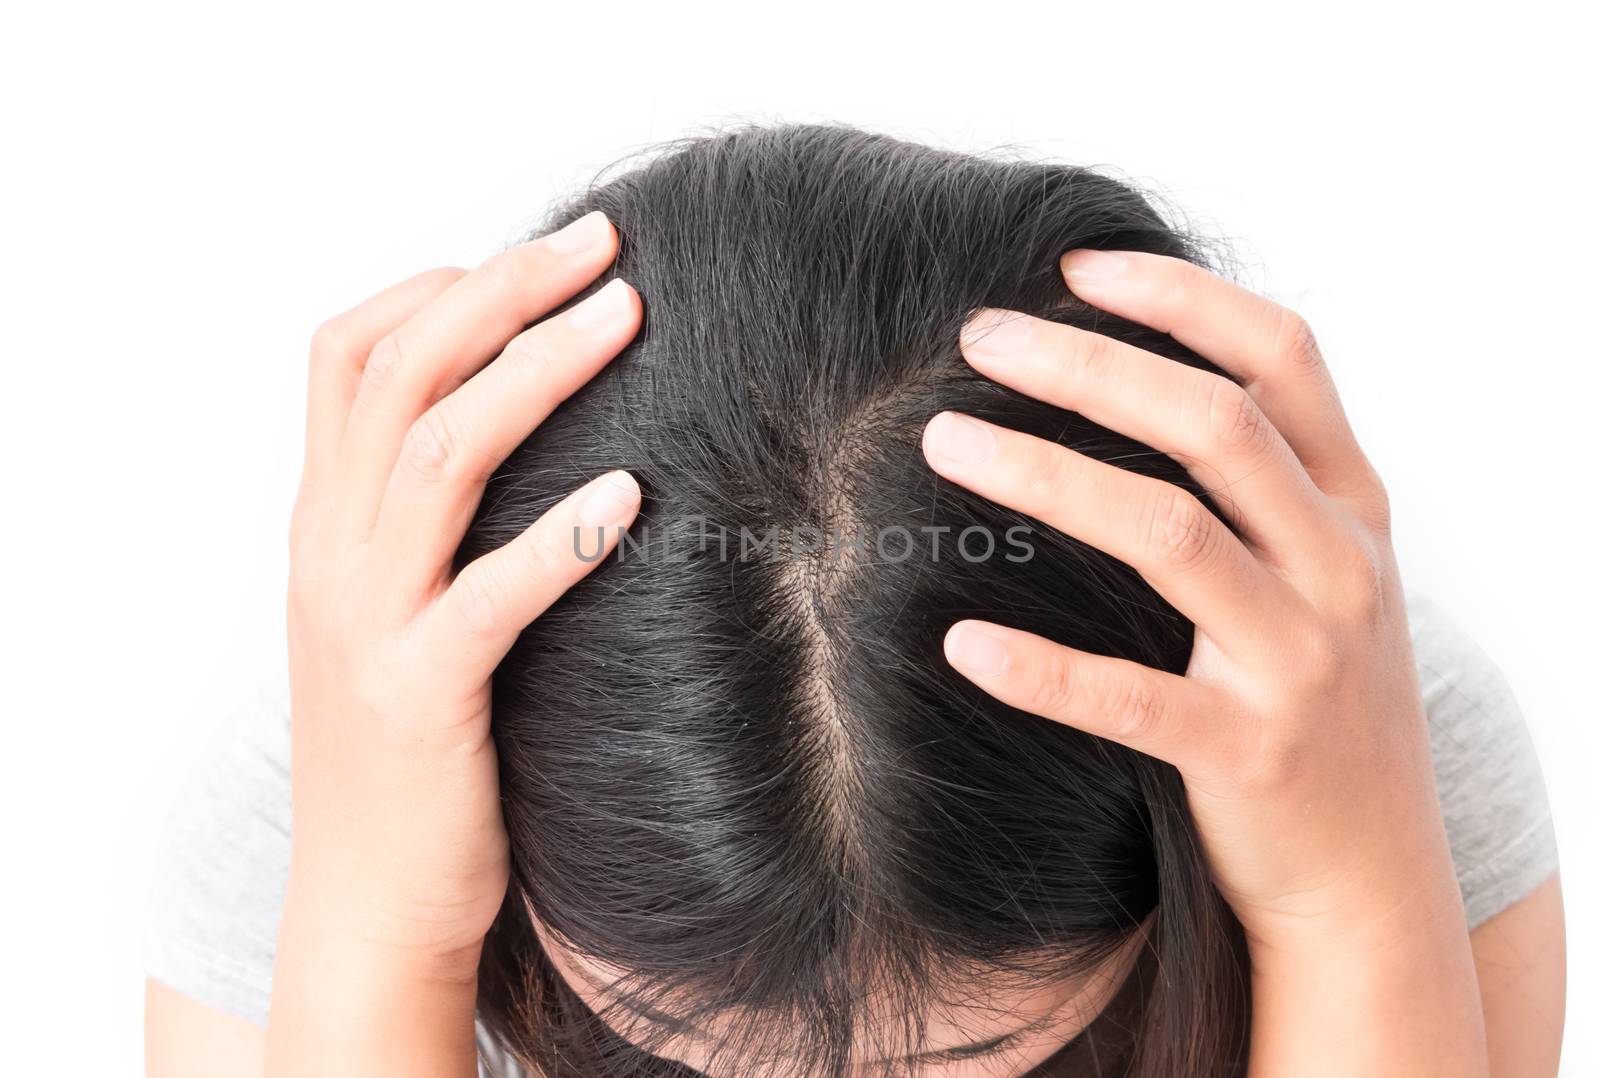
(466, 123, 1248, 1076)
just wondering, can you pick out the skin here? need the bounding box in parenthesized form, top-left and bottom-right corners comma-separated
(145, 229, 1565, 1077)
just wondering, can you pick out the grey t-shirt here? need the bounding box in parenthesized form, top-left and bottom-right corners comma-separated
(144, 592, 1559, 1070)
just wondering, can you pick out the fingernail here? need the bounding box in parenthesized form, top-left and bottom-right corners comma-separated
(577, 470, 640, 527)
(946, 622, 1011, 678)
(923, 411, 996, 467)
(545, 210, 610, 254)
(567, 278, 631, 330)
(1061, 249, 1128, 284)
(960, 309, 1035, 357)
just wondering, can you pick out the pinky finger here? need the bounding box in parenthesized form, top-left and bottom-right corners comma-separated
(302, 267, 467, 503)
(431, 469, 641, 673)
(943, 619, 1230, 775)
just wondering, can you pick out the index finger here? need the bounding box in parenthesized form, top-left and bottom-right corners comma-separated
(1058, 250, 1376, 499)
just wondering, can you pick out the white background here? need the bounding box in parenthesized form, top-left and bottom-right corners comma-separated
(3, 2, 1594, 1073)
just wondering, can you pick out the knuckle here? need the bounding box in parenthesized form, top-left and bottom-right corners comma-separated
(1061, 328, 1116, 385)
(513, 525, 566, 584)
(451, 565, 509, 639)
(1365, 492, 1393, 538)
(1147, 490, 1215, 571)
(362, 330, 406, 391)
(415, 399, 499, 485)
(1103, 672, 1163, 743)
(1031, 647, 1081, 718)
(1298, 621, 1343, 688)
(400, 407, 456, 486)
(500, 329, 556, 386)
(286, 546, 345, 624)
(1204, 379, 1271, 456)
(1020, 440, 1073, 500)
(1153, 256, 1199, 310)
(1339, 536, 1390, 621)
(1356, 467, 1392, 535)
(422, 265, 470, 292)
(1323, 521, 1380, 580)
(286, 567, 326, 623)
(308, 317, 353, 367)
(1240, 726, 1306, 792)
(469, 248, 527, 299)
(1274, 309, 1325, 372)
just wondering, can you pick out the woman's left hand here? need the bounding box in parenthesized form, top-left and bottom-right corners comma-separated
(923, 250, 1488, 1076)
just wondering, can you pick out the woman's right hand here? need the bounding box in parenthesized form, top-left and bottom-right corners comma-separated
(266, 210, 643, 1077)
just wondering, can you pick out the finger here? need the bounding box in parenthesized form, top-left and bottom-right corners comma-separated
(1059, 250, 1376, 499)
(301, 267, 466, 502)
(374, 278, 642, 600)
(944, 619, 1236, 775)
(922, 411, 1285, 659)
(335, 210, 619, 539)
(433, 470, 641, 675)
(959, 308, 1334, 564)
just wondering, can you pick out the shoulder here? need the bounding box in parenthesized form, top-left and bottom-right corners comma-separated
(1407, 592, 1560, 928)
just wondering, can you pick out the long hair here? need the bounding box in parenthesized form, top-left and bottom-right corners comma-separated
(466, 123, 1251, 1077)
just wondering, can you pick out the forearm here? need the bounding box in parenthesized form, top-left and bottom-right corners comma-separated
(263, 887, 483, 1078)
(1247, 879, 1490, 1077)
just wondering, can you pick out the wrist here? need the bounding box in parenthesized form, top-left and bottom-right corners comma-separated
(279, 903, 486, 990)
(279, 852, 494, 978)
(1238, 779, 1466, 958)
(266, 887, 484, 1078)
(1242, 870, 1466, 961)
(1245, 820, 1469, 959)
(1244, 882, 1487, 1078)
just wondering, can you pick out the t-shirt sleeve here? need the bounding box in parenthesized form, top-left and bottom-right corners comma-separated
(141, 681, 530, 1077)
(144, 677, 293, 1027)
(1408, 592, 1561, 928)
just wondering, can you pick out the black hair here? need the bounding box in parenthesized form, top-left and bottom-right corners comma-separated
(466, 123, 1250, 1077)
